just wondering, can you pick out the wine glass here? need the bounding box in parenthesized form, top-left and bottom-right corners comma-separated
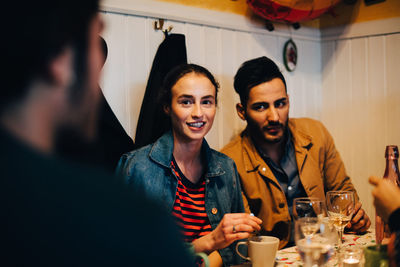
(325, 191, 355, 246)
(298, 217, 320, 239)
(293, 197, 326, 220)
(295, 217, 336, 267)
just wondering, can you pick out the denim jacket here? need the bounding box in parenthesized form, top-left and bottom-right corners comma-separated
(116, 131, 245, 266)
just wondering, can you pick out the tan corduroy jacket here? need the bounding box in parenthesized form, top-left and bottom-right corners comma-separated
(221, 118, 358, 248)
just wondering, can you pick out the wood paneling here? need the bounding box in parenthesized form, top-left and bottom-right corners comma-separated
(321, 33, 400, 223)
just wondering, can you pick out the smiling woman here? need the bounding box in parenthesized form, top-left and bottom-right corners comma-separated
(116, 64, 262, 267)
(163, 66, 218, 147)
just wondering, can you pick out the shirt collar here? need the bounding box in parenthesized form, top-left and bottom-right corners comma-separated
(240, 119, 313, 172)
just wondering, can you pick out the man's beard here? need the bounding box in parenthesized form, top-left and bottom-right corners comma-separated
(246, 117, 288, 145)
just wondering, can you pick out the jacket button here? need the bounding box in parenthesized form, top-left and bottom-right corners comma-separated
(262, 167, 266, 172)
(211, 208, 218, 214)
(279, 203, 285, 208)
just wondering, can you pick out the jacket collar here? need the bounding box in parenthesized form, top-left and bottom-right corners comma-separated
(289, 120, 313, 173)
(149, 131, 225, 178)
(241, 119, 313, 173)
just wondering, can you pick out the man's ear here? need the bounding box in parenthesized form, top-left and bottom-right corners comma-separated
(163, 105, 170, 116)
(236, 103, 246, 121)
(48, 48, 73, 88)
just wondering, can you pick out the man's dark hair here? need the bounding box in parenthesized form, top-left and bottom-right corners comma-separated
(234, 56, 287, 107)
(1, 0, 99, 114)
(160, 63, 220, 108)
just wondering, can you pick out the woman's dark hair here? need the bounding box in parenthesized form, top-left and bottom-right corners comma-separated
(234, 56, 287, 107)
(159, 64, 219, 109)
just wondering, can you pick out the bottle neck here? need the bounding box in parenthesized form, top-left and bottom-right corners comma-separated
(384, 157, 400, 185)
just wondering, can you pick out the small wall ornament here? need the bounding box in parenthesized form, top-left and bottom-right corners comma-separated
(283, 39, 297, 72)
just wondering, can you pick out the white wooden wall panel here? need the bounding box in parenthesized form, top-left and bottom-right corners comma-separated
(321, 33, 400, 224)
(386, 34, 400, 146)
(335, 40, 353, 171)
(219, 30, 241, 145)
(299, 39, 322, 120)
(101, 13, 129, 133)
(349, 38, 370, 215)
(186, 24, 205, 65)
(321, 42, 337, 138)
(365, 36, 387, 221)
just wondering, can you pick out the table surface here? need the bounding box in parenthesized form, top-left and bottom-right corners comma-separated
(232, 230, 376, 267)
(275, 230, 375, 266)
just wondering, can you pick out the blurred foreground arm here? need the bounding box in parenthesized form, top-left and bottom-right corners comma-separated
(369, 176, 400, 224)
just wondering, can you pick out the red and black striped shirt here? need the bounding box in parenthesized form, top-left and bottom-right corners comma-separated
(171, 158, 212, 243)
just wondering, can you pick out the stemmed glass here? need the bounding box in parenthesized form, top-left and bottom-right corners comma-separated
(292, 197, 326, 241)
(325, 191, 355, 246)
(293, 197, 326, 220)
(295, 217, 336, 267)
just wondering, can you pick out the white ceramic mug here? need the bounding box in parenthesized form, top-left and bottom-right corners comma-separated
(236, 236, 279, 267)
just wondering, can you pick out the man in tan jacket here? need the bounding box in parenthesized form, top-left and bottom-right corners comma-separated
(221, 56, 370, 248)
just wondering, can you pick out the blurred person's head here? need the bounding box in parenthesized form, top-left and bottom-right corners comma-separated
(0, 0, 102, 151)
(234, 57, 289, 145)
(160, 64, 219, 143)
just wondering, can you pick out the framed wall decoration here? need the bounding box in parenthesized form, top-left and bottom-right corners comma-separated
(283, 39, 297, 72)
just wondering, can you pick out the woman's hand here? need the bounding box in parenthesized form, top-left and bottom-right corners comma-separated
(192, 213, 262, 254)
(369, 176, 400, 222)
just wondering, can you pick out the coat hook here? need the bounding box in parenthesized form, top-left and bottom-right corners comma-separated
(164, 26, 173, 34)
(154, 19, 173, 37)
(154, 19, 164, 31)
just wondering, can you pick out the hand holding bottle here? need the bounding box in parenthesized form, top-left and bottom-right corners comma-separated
(369, 176, 400, 223)
(373, 145, 400, 245)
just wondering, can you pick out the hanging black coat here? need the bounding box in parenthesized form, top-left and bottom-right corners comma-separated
(134, 34, 187, 149)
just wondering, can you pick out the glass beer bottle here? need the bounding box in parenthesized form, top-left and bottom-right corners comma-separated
(375, 145, 400, 245)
